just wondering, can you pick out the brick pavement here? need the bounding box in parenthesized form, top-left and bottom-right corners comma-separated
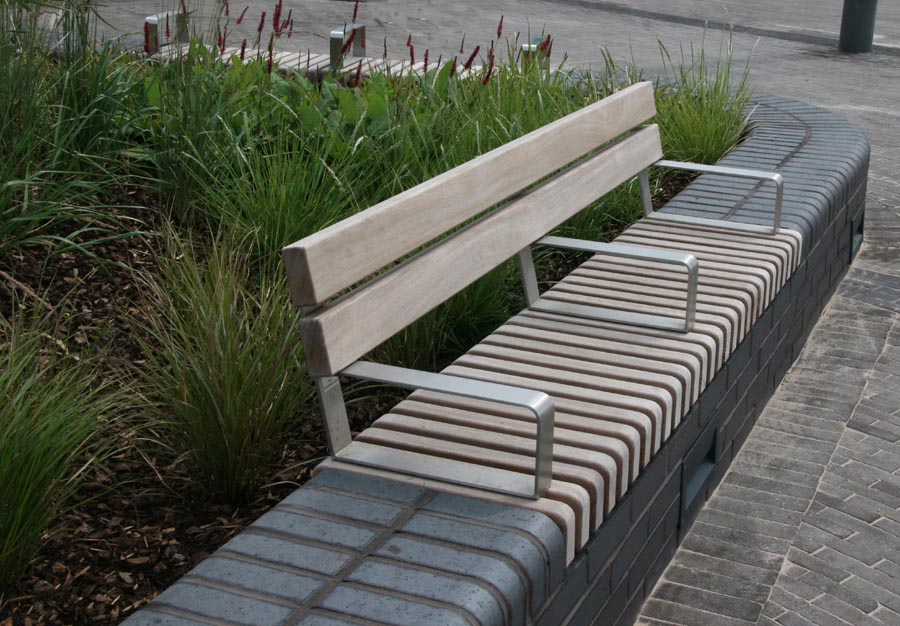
(632, 2, 900, 623)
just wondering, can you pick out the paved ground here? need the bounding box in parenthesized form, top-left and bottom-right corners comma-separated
(93, 0, 900, 623)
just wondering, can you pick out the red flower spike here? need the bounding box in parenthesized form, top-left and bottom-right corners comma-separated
(547, 40, 553, 58)
(497, 15, 503, 40)
(240, 38, 247, 61)
(459, 34, 465, 55)
(267, 51, 273, 73)
(180, 0, 187, 16)
(340, 28, 356, 55)
(423, 48, 429, 72)
(353, 59, 363, 87)
(406, 34, 412, 48)
(463, 45, 479, 70)
(272, 0, 282, 32)
(224, 0, 230, 17)
(267, 32, 274, 54)
(221, 25, 228, 53)
(143, 21, 151, 54)
(352, 0, 359, 23)
(383, 37, 387, 59)
(408, 43, 414, 66)
(537, 34, 551, 53)
(165, 14, 170, 38)
(236, 6, 248, 24)
(288, 18, 294, 37)
(257, 11, 266, 33)
(449, 56, 457, 77)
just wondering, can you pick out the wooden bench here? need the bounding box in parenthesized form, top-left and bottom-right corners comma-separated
(282, 81, 801, 563)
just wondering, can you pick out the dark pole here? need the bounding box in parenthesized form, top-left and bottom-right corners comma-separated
(839, 0, 878, 53)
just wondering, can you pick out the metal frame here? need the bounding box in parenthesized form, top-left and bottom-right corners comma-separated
(314, 361, 555, 499)
(642, 160, 785, 235)
(518, 236, 699, 333)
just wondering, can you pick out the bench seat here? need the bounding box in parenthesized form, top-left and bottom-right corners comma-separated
(349, 216, 804, 556)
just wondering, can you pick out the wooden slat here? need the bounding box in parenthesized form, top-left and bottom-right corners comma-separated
(544, 277, 742, 350)
(517, 310, 719, 379)
(491, 325, 700, 403)
(582, 256, 765, 318)
(443, 363, 663, 454)
(392, 397, 632, 492)
(354, 430, 605, 529)
(282, 82, 658, 306)
(371, 413, 620, 507)
(300, 125, 664, 375)
(565, 267, 752, 337)
(405, 390, 643, 479)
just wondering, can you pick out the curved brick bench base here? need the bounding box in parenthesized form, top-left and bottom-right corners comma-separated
(123, 94, 868, 626)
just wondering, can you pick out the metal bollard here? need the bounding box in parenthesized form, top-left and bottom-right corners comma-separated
(330, 23, 366, 72)
(839, 0, 878, 53)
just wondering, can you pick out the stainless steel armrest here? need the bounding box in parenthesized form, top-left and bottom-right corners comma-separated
(340, 360, 555, 499)
(529, 236, 699, 333)
(651, 159, 784, 235)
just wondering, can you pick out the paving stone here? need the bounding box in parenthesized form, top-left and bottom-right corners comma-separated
(651, 582, 762, 622)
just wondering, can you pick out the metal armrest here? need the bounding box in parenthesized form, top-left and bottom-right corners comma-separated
(649, 159, 784, 235)
(520, 236, 698, 333)
(338, 360, 555, 499)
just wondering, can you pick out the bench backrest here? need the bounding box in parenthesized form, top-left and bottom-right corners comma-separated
(283, 81, 662, 376)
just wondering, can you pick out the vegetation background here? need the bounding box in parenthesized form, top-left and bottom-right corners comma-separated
(0, 0, 750, 621)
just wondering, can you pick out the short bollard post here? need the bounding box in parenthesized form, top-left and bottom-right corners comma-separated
(520, 36, 549, 72)
(839, 0, 878, 53)
(144, 10, 187, 55)
(330, 23, 366, 71)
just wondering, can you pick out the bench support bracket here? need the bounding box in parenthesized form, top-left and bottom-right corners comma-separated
(520, 236, 699, 333)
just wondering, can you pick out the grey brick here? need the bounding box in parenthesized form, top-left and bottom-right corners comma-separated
(347, 560, 507, 626)
(308, 468, 427, 504)
(296, 613, 365, 626)
(222, 533, 352, 576)
(153, 582, 293, 626)
(374, 536, 527, 625)
(282, 488, 407, 526)
(319, 585, 471, 626)
(120, 610, 212, 626)
(253, 510, 379, 550)
(402, 512, 547, 601)
(187, 556, 325, 602)
(423, 492, 566, 587)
